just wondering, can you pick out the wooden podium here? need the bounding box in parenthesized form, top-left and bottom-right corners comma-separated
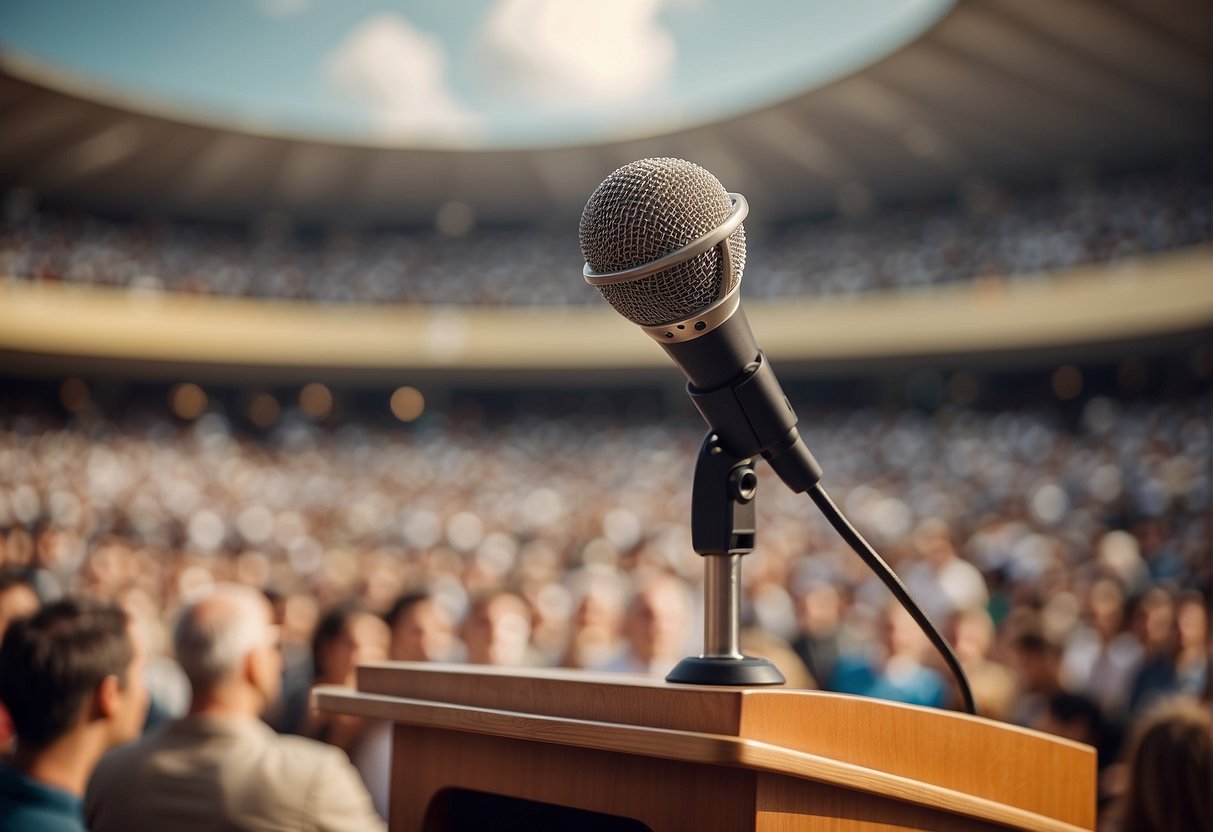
(316, 663, 1094, 832)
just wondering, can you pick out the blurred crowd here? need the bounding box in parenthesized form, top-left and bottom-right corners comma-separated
(2, 164, 1208, 305)
(0, 389, 1208, 823)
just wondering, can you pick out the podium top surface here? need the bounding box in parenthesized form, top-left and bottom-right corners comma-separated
(318, 662, 1095, 832)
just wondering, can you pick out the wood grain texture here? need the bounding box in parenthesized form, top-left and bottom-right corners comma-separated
(736, 689, 1095, 829)
(317, 685, 1092, 832)
(390, 726, 756, 832)
(357, 662, 746, 735)
(756, 774, 1014, 832)
(353, 662, 1094, 827)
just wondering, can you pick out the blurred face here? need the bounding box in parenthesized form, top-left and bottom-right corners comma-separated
(0, 584, 39, 643)
(1176, 600, 1207, 650)
(625, 581, 689, 665)
(950, 610, 994, 664)
(572, 588, 623, 635)
(800, 584, 841, 635)
(881, 606, 927, 661)
(391, 599, 454, 662)
(1088, 580, 1125, 638)
(320, 613, 389, 685)
(1135, 592, 1174, 650)
(464, 595, 531, 666)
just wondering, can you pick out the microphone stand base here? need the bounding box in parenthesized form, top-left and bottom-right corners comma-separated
(665, 656, 785, 686)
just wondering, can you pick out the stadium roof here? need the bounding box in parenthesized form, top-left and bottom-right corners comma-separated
(0, 0, 1206, 227)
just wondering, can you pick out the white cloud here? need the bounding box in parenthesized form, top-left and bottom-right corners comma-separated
(326, 13, 480, 143)
(473, 0, 678, 110)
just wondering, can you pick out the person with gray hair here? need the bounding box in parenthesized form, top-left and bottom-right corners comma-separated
(85, 584, 384, 832)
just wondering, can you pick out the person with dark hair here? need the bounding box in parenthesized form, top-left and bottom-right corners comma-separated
(0, 598, 147, 832)
(385, 591, 457, 664)
(305, 602, 391, 820)
(1129, 590, 1209, 714)
(1007, 625, 1065, 728)
(0, 574, 40, 756)
(85, 584, 383, 832)
(1112, 696, 1210, 832)
(1035, 692, 1109, 760)
(790, 580, 843, 691)
(305, 603, 389, 746)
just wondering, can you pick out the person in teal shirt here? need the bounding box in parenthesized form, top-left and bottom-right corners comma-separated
(0, 765, 87, 832)
(0, 599, 148, 832)
(829, 602, 949, 709)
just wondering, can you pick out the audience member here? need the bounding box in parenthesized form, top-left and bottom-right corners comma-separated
(1006, 625, 1065, 728)
(1035, 692, 1114, 774)
(1110, 696, 1210, 832)
(1170, 592, 1209, 699)
(304, 603, 391, 817)
(309, 605, 390, 699)
(1062, 578, 1143, 720)
(463, 590, 537, 667)
(0, 575, 39, 755)
(386, 591, 458, 663)
(264, 590, 319, 735)
(85, 584, 384, 832)
(0, 599, 147, 832)
(560, 571, 627, 670)
(1129, 590, 1209, 713)
(903, 518, 989, 624)
(944, 607, 1017, 721)
(595, 574, 693, 676)
(831, 603, 949, 708)
(790, 580, 845, 690)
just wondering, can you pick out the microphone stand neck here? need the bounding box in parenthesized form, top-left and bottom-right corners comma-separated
(665, 431, 785, 686)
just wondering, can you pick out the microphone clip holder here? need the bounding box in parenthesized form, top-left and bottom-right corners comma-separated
(665, 431, 785, 686)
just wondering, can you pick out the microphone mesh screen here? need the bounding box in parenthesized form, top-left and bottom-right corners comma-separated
(579, 157, 745, 327)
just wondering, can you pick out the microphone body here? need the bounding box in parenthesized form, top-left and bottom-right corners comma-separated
(580, 158, 821, 493)
(662, 305, 758, 391)
(669, 311, 822, 493)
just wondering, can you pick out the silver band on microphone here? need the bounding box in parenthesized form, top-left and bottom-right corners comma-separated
(582, 193, 748, 287)
(583, 193, 748, 345)
(638, 283, 741, 344)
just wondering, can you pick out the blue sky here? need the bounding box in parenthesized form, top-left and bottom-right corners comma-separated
(0, 0, 953, 149)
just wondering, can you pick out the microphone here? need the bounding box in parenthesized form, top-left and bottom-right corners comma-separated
(580, 157, 822, 493)
(579, 158, 977, 708)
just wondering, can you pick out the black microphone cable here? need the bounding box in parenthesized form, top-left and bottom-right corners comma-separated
(807, 483, 977, 715)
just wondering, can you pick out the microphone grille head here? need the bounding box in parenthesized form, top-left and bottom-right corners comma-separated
(579, 157, 746, 327)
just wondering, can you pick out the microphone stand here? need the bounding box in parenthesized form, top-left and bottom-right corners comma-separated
(666, 431, 785, 686)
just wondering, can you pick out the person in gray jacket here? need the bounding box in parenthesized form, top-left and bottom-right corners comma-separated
(86, 583, 385, 832)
